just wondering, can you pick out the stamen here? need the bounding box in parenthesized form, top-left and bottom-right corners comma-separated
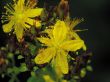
(4, 4, 14, 14)
(8, 3, 15, 11)
(26, 0, 37, 8)
(74, 29, 88, 32)
(4, 6, 13, 14)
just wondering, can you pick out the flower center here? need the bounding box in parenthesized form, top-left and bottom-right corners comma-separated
(18, 14, 23, 19)
(14, 12, 24, 23)
(53, 41, 61, 49)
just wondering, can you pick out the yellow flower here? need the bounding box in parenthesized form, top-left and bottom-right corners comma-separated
(35, 20, 85, 74)
(2, 0, 43, 41)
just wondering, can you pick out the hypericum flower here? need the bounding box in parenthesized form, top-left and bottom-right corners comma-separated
(2, 0, 43, 41)
(35, 20, 85, 74)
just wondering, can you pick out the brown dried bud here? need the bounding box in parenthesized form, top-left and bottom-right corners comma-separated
(0, 58, 6, 65)
(57, 0, 69, 19)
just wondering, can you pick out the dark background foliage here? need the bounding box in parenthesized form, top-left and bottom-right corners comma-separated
(0, 0, 110, 82)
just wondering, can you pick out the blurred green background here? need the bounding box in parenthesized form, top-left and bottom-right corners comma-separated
(0, 0, 110, 82)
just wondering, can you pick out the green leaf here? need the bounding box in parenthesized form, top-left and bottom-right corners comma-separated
(31, 27, 36, 34)
(31, 71, 36, 76)
(1, 47, 7, 50)
(73, 76, 80, 79)
(80, 68, 86, 78)
(87, 60, 91, 64)
(13, 67, 20, 74)
(9, 78, 15, 82)
(18, 55, 24, 59)
(70, 79, 77, 82)
(27, 76, 45, 82)
(20, 66, 27, 72)
(7, 53, 13, 58)
(28, 43, 37, 55)
(86, 65, 93, 71)
(7, 68, 13, 74)
(27, 76, 37, 82)
(1, 74, 5, 78)
(33, 66, 38, 71)
(19, 63, 28, 72)
(5, 59, 9, 64)
(15, 50, 20, 54)
(45, 66, 57, 81)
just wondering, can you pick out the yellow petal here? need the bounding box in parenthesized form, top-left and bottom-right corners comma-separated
(26, 8, 43, 17)
(25, 23, 31, 28)
(82, 44, 87, 51)
(56, 50, 68, 74)
(60, 40, 84, 51)
(14, 24, 24, 42)
(3, 21, 14, 33)
(15, 0, 25, 11)
(34, 48, 56, 64)
(37, 37, 52, 47)
(53, 20, 67, 43)
(72, 32, 87, 51)
(25, 18, 34, 26)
